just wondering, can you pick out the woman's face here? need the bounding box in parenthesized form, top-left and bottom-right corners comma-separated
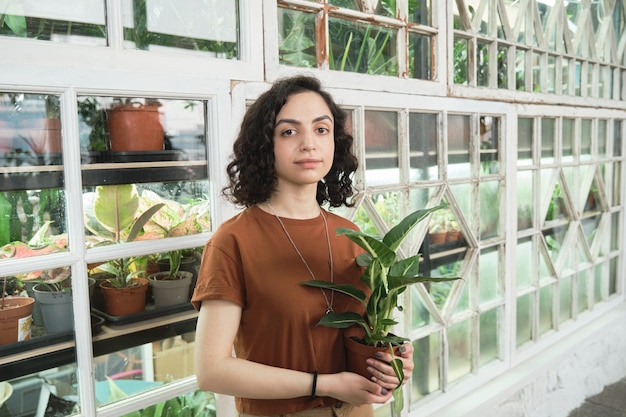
(272, 91, 335, 192)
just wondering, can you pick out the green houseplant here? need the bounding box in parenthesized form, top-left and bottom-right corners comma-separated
(301, 202, 460, 413)
(148, 250, 194, 308)
(84, 184, 164, 315)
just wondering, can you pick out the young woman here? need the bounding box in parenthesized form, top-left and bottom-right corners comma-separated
(192, 75, 414, 417)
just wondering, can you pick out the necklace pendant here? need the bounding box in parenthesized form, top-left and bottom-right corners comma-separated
(325, 307, 334, 315)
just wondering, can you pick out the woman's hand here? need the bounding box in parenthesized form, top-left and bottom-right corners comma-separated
(317, 372, 393, 405)
(365, 343, 414, 390)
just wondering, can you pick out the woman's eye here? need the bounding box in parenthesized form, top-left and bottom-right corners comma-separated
(282, 128, 296, 136)
(317, 127, 329, 134)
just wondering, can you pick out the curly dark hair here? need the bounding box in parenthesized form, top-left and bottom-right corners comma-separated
(222, 75, 358, 208)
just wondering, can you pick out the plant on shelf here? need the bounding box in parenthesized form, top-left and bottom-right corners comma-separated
(301, 202, 461, 413)
(84, 184, 164, 316)
(428, 207, 460, 243)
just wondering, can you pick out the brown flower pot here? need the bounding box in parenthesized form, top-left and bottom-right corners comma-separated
(100, 277, 149, 316)
(0, 297, 35, 346)
(23, 118, 62, 154)
(108, 104, 164, 152)
(429, 232, 447, 245)
(344, 334, 401, 379)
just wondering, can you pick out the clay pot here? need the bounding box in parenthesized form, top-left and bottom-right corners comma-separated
(0, 297, 35, 346)
(344, 334, 401, 379)
(108, 104, 164, 152)
(99, 277, 149, 316)
(429, 232, 447, 245)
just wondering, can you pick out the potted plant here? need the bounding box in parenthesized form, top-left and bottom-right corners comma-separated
(148, 250, 194, 308)
(0, 274, 35, 346)
(31, 267, 74, 335)
(107, 98, 164, 152)
(301, 203, 461, 413)
(428, 207, 460, 244)
(84, 184, 165, 316)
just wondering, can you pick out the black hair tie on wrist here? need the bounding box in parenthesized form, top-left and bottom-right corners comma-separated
(311, 371, 318, 399)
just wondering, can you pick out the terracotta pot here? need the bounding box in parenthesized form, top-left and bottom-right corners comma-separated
(24, 118, 62, 154)
(108, 104, 164, 152)
(344, 334, 401, 379)
(446, 231, 461, 242)
(429, 232, 447, 245)
(99, 277, 149, 316)
(0, 297, 35, 346)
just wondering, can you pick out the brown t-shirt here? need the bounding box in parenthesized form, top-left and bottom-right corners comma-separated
(191, 206, 368, 415)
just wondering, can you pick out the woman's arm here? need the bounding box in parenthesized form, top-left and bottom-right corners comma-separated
(194, 299, 393, 404)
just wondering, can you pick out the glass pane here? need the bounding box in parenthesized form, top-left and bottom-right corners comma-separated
(328, 18, 398, 76)
(497, 45, 508, 88)
(518, 117, 533, 165)
(1, 93, 68, 257)
(594, 263, 604, 303)
(562, 58, 570, 94)
(613, 162, 621, 207)
(577, 271, 588, 313)
(517, 236, 534, 290)
(329, 0, 395, 17)
(574, 61, 582, 96)
(517, 171, 534, 230)
(412, 333, 440, 401)
(581, 119, 592, 161)
(409, 32, 433, 80)
(609, 257, 618, 295)
(598, 120, 607, 158)
(547, 54, 557, 93)
(613, 120, 622, 157)
(562, 118, 574, 163)
(78, 96, 207, 159)
(122, 0, 239, 58)
(538, 284, 553, 336)
(479, 308, 499, 366)
(3, 365, 81, 416)
(480, 116, 500, 175)
(541, 118, 556, 163)
(409, 112, 438, 180)
(515, 49, 526, 91)
(532, 52, 541, 92)
(0, 1, 106, 45)
(409, 0, 432, 25)
(479, 246, 500, 303)
(94, 332, 211, 407)
(364, 110, 398, 185)
(278, 7, 317, 68)
(479, 180, 500, 239)
(516, 293, 532, 347)
(559, 275, 572, 323)
(477, 41, 490, 87)
(447, 320, 471, 383)
(453, 37, 469, 85)
(448, 114, 470, 178)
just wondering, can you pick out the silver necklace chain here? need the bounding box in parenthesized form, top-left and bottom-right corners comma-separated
(265, 202, 334, 314)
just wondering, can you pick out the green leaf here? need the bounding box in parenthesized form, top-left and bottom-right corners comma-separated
(4, 14, 27, 37)
(336, 228, 396, 266)
(300, 280, 367, 303)
(94, 185, 139, 235)
(317, 312, 366, 328)
(389, 255, 421, 278)
(383, 203, 448, 251)
(127, 203, 165, 242)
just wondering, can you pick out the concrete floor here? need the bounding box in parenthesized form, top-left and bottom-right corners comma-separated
(568, 377, 626, 417)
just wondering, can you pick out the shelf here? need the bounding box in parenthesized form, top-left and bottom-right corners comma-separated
(0, 150, 208, 191)
(0, 310, 198, 381)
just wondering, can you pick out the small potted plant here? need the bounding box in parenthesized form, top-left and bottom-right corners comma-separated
(31, 267, 74, 335)
(0, 275, 35, 346)
(148, 250, 194, 308)
(301, 203, 461, 413)
(83, 184, 165, 316)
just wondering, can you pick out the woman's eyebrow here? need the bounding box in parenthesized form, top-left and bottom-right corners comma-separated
(275, 115, 333, 127)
